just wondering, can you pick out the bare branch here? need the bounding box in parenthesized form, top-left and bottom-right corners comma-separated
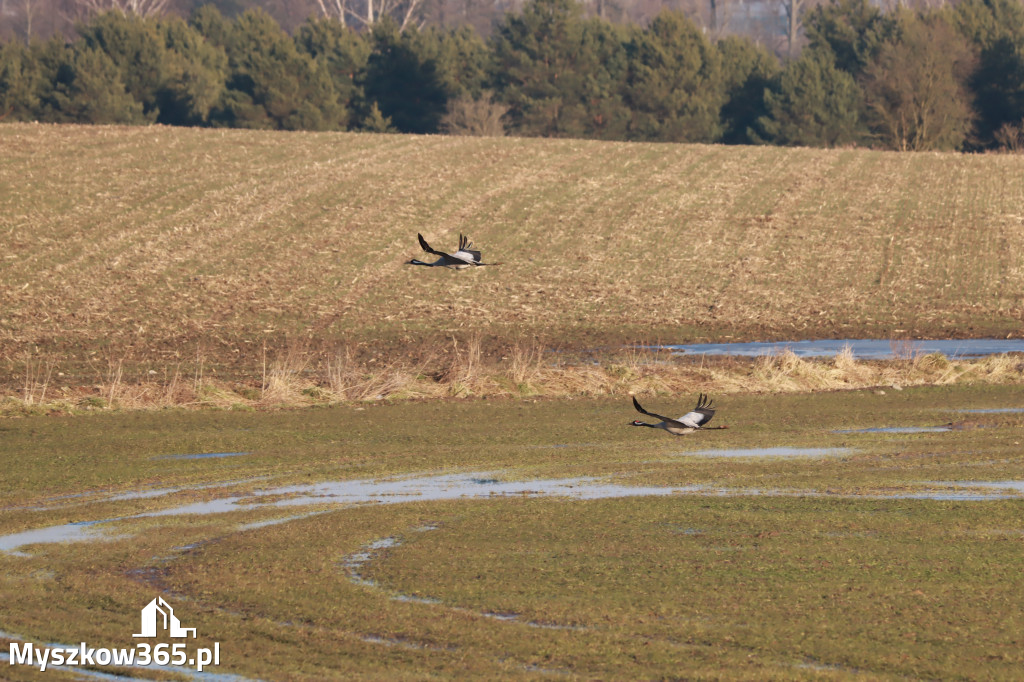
(319, 0, 425, 31)
(314, 0, 347, 26)
(73, 0, 170, 18)
(397, 0, 423, 30)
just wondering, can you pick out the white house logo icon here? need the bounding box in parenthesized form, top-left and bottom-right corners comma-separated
(133, 596, 197, 638)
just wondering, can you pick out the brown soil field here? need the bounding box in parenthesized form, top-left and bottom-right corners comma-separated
(2, 123, 1023, 406)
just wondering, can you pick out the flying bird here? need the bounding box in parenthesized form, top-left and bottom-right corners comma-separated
(630, 394, 726, 435)
(406, 233, 500, 269)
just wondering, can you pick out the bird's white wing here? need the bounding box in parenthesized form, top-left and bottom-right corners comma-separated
(677, 411, 708, 429)
(450, 249, 480, 264)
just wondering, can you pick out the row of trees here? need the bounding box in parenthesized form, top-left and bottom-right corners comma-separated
(0, 0, 816, 51)
(1, 0, 1023, 150)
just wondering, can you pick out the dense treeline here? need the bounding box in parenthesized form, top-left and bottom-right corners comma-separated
(2, 0, 1023, 150)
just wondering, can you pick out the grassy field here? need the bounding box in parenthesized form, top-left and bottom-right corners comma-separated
(1, 386, 1022, 679)
(2, 124, 1024, 407)
(2, 125, 1023, 678)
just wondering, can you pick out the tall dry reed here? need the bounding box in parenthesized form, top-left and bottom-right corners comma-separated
(4, 342, 1023, 414)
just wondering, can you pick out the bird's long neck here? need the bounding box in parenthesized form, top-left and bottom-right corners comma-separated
(630, 421, 658, 429)
(407, 259, 434, 267)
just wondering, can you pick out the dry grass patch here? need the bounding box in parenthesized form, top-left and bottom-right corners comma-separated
(5, 343, 1023, 415)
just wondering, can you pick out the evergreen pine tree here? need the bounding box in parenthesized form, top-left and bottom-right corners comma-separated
(361, 18, 448, 134)
(213, 9, 343, 131)
(491, 0, 629, 139)
(757, 47, 865, 147)
(294, 17, 370, 130)
(718, 35, 780, 145)
(153, 15, 228, 126)
(576, 18, 630, 140)
(37, 42, 146, 124)
(189, 5, 232, 49)
(624, 11, 725, 142)
(951, 0, 1024, 148)
(360, 100, 395, 132)
(77, 11, 167, 121)
(491, 0, 584, 136)
(0, 41, 42, 121)
(804, 0, 896, 77)
(431, 24, 490, 101)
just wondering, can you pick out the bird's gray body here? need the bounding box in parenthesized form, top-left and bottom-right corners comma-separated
(407, 233, 495, 269)
(631, 394, 719, 435)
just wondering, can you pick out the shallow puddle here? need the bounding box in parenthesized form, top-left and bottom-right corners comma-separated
(660, 338, 1024, 360)
(8, 478, 271, 513)
(5, 473, 1024, 555)
(140, 474, 687, 520)
(8, 485, 186, 512)
(2, 475, 688, 557)
(957, 408, 1024, 414)
(155, 452, 251, 461)
(0, 520, 124, 556)
(236, 513, 321, 532)
(937, 480, 1024, 494)
(834, 427, 951, 434)
(360, 634, 455, 652)
(684, 447, 853, 458)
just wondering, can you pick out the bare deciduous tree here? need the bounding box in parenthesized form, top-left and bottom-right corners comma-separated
(994, 120, 1024, 152)
(314, 0, 348, 26)
(1, 0, 41, 42)
(314, 0, 425, 30)
(441, 90, 508, 135)
(18, 0, 40, 41)
(693, 0, 738, 39)
(0, 0, 82, 41)
(861, 16, 975, 151)
(783, 0, 805, 58)
(73, 0, 169, 17)
(759, 0, 821, 60)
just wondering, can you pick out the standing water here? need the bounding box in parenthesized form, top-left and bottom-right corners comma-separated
(659, 338, 1024, 360)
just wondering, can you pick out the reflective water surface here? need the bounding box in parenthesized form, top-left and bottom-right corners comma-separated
(5, 472, 1024, 555)
(956, 408, 1024, 414)
(684, 447, 853, 457)
(660, 338, 1024, 359)
(834, 427, 951, 434)
(155, 452, 251, 461)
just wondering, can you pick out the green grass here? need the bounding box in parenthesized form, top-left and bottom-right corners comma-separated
(1, 386, 1022, 679)
(1, 383, 1021, 507)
